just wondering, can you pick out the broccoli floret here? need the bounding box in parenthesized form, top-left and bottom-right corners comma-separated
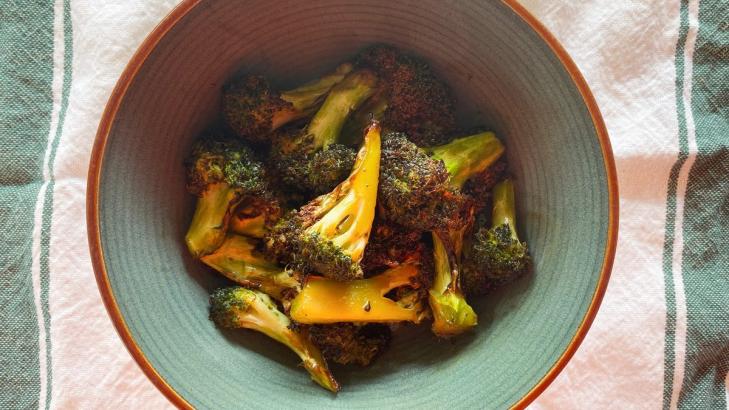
(228, 194, 283, 239)
(289, 261, 428, 324)
(463, 156, 508, 213)
(270, 70, 377, 195)
(308, 323, 391, 366)
(223, 63, 353, 143)
(209, 287, 339, 392)
(428, 231, 477, 337)
(201, 234, 300, 300)
(379, 131, 505, 232)
(462, 179, 531, 295)
(355, 45, 456, 146)
(361, 220, 425, 274)
(265, 121, 382, 281)
(185, 135, 277, 257)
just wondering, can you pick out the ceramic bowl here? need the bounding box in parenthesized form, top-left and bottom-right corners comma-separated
(88, 1, 618, 408)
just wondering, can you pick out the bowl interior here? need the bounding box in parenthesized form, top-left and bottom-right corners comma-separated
(96, 1, 612, 408)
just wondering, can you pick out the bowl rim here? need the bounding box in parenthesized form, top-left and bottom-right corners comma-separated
(86, 1, 619, 408)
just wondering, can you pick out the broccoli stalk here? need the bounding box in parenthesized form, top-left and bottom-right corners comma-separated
(289, 262, 425, 324)
(266, 121, 381, 280)
(200, 235, 300, 300)
(223, 63, 353, 142)
(185, 137, 275, 257)
(209, 287, 340, 392)
(428, 132, 505, 189)
(428, 232, 477, 337)
(272, 70, 378, 194)
(462, 179, 531, 294)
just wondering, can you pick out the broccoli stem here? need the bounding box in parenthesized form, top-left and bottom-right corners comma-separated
(289, 262, 423, 324)
(305, 70, 377, 151)
(210, 288, 340, 392)
(428, 132, 505, 189)
(230, 213, 267, 238)
(428, 231, 478, 337)
(491, 179, 519, 241)
(280, 63, 354, 112)
(307, 120, 381, 263)
(201, 235, 299, 300)
(185, 183, 241, 258)
(268, 63, 355, 131)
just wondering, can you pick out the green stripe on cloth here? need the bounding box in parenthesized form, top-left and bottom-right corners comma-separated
(0, 1, 56, 409)
(677, 0, 729, 407)
(663, 0, 691, 407)
(40, 1, 73, 407)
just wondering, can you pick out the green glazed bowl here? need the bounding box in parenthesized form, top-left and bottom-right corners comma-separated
(88, 1, 618, 408)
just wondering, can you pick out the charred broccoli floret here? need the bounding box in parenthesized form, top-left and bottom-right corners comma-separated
(209, 287, 339, 392)
(185, 136, 277, 257)
(354, 45, 456, 146)
(201, 234, 300, 300)
(462, 179, 531, 295)
(308, 323, 391, 366)
(270, 70, 377, 195)
(379, 131, 505, 232)
(223, 63, 353, 143)
(265, 121, 381, 281)
(228, 194, 283, 238)
(361, 220, 425, 274)
(289, 261, 427, 324)
(428, 231, 477, 337)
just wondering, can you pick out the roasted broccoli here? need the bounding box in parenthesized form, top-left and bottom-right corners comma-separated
(270, 69, 377, 195)
(209, 287, 340, 392)
(354, 45, 456, 146)
(185, 136, 277, 257)
(308, 323, 391, 366)
(289, 261, 427, 324)
(361, 220, 425, 274)
(428, 231, 477, 337)
(462, 179, 531, 295)
(379, 130, 505, 232)
(223, 63, 353, 143)
(265, 121, 381, 281)
(201, 234, 300, 300)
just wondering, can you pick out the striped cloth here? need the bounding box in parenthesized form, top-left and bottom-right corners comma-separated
(0, 0, 726, 408)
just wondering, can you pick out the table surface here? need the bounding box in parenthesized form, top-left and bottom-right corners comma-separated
(1, 0, 727, 409)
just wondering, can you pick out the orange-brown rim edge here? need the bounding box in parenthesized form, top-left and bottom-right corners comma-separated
(86, 1, 618, 409)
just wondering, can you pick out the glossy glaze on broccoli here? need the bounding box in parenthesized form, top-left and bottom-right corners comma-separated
(201, 234, 300, 300)
(308, 323, 391, 366)
(185, 135, 278, 257)
(270, 70, 377, 195)
(223, 63, 353, 143)
(462, 179, 531, 295)
(265, 121, 381, 281)
(379, 131, 504, 232)
(209, 287, 340, 392)
(354, 45, 456, 146)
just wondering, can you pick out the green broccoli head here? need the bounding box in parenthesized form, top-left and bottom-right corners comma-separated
(222, 63, 353, 143)
(462, 179, 531, 295)
(265, 122, 382, 281)
(209, 287, 340, 392)
(271, 138, 357, 196)
(185, 135, 276, 257)
(308, 323, 391, 367)
(378, 131, 505, 232)
(355, 44, 456, 146)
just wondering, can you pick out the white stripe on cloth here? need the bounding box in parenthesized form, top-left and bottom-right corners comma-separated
(31, 0, 68, 408)
(48, 1, 179, 408)
(522, 0, 683, 408)
(669, 0, 700, 408)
